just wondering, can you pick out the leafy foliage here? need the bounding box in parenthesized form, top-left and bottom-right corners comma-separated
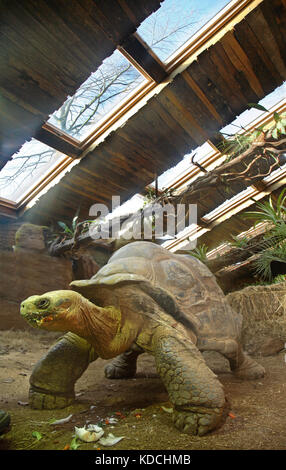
(243, 188, 286, 280)
(229, 235, 249, 249)
(218, 106, 286, 164)
(252, 244, 286, 280)
(187, 243, 209, 262)
(57, 208, 94, 240)
(244, 188, 286, 226)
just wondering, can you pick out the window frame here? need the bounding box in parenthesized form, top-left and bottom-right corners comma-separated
(0, 0, 267, 217)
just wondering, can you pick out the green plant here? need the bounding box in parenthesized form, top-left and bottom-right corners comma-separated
(244, 189, 286, 280)
(187, 244, 209, 262)
(229, 235, 249, 249)
(57, 209, 94, 240)
(243, 187, 286, 226)
(252, 243, 286, 280)
(219, 105, 286, 163)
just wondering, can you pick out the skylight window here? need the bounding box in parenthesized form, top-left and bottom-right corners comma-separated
(150, 141, 215, 190)
(220, 82, 286, 137)
(47, 50, 148, 142)
(0, 139, 67, 204)
(202, 187, 257, 222)
(105, 194, 145, 221)
(262, 164, 286, 184)
(137, 0, 231, 64)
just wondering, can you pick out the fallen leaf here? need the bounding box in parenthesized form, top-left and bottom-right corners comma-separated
(49, 414, 73, 425)
(75, 425, 104, 442)
(70, 437, 81, 450)
(98, 433, 124, 447)
(161, 406, 173, 414)
(228, 412, 236, 419)
(17, 401, 29, 406)
(32, 431, 42, 441)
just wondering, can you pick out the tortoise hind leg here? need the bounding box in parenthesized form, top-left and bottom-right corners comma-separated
(198, 338, 265, 379)
(152, 329, 229, 436)
(104, 347, 143, 379)
(29, 332, 97, 409)
(225, 343, 265, 379)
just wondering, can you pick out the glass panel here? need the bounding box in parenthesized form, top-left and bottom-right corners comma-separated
(137, 0, 231, 63)
(48, 50, 147, 141)
(0, 139, 65, 203)
(150, 141, 214, 190)
(202, 187, 257, 222)
(106, 194, 145, 221)
(262, 164, 286, 184)
(220, 82, 286, 137)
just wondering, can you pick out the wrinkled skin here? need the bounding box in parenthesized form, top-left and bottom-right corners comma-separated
(20, 287, 264, 437)
(20, 290, 81, 332)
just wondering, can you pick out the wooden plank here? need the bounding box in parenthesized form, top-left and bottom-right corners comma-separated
(147, 98, 193, 152)
(247, 3, 286, 79)
(181, 71, 224, 125)
(77, 0, 136, 44)
(120, 35, 167, 83)
(122, 0, 161, 25)
(185, 60, 234, 127)
(196, 46, 245, 116)
(0, 7, 93, 99)
(220, 32, 264, 99)
(34, 128, 82, 159)
(233, 18, 283, 94)
(158, 88, 209, 145)
(261, 0, 286, 60)
(208, 42, 250, 112)
(0, 94, 44, 161)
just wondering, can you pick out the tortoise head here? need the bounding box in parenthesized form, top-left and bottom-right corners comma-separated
(20, 290, 83, 332)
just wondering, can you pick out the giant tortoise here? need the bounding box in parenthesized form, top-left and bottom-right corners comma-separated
(20, 241, 265, 436)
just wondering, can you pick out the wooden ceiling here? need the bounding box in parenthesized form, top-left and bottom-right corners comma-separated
(0, 0, 161, 167)
(1, 0, 286, 235)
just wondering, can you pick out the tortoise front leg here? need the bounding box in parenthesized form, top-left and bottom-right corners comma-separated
(152, 329, 228, 436)
(29, 332, 97, 409)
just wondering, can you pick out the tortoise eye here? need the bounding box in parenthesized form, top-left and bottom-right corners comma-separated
(37, 298, 50, 309)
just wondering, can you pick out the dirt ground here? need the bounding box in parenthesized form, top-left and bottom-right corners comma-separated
(0, 329, 286, 451)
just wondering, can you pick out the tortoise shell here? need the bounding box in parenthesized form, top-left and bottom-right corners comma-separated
(71, 241, 242, 341)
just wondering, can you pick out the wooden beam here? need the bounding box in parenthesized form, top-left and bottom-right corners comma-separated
(119, 34, 167, 83)
(35, 127, 82, 159)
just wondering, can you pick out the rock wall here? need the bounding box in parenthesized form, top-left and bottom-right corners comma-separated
(0, 250, 73, 330)
(0, 223, 73, 330)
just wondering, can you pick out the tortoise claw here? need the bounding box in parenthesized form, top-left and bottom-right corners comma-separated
(29, 387, 74, 410)
(172, 406, 227, 436)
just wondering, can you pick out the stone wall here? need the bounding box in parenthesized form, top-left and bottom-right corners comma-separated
(0, 221, 22, 251)
(0, 223, 73, 330)
(0, 250, 73, 330)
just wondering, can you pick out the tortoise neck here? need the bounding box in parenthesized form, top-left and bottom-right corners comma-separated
(70, 295, 122, 357)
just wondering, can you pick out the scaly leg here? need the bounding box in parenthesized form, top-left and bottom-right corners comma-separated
(104, 347, 143, 379)
(29, 332, 97, 409)
(153, 329, 228, 436)
(198, 338, 265, 379)
(227, 344, 265, 379)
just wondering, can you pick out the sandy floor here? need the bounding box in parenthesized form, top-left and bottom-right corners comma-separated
(0, 329, 286, 451)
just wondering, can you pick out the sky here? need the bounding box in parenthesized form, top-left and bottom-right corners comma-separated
(137, 0, 231, 62)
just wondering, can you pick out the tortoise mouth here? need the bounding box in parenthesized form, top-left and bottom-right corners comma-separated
(22, 310, 56, 328)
